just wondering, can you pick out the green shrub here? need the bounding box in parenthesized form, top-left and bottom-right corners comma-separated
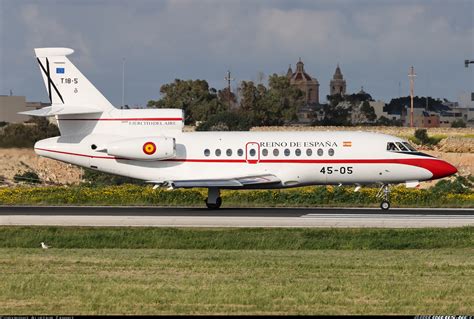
(82, 168, 145, 186)
(431, 176, 473, 195)
(13, 171, 41, 184)
(413, 128, 443, 146)
(451, 119, 466, 128)
(0, 117, 59, 148)
(414, 129, 430, 144)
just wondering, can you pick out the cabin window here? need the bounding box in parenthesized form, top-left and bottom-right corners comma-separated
(306, 149, 312, 156)
(273, 149, 279, 156)
(91, 144, 97, 150)
(403, 142, 417, 151)
(226, 149, 232, 156)
(262, 149, 268, 156)
(215, 149, 221, 156)
(237, 149, 243, 156)
(386, 142, 399, 151)
(249, 149, 256, 156)
(284, 149, 290, 156)
(328, 148, 335, 156)
(317, 148, 323, 156)
(295, 149, 301, 156)
(204, 149, 210, 157)
(396, 142, 409, 151)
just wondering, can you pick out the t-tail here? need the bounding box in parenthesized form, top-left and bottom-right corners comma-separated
(34, 47, 114, 110)
(20, 47, 115, 125)
(20, 47, 184, 137)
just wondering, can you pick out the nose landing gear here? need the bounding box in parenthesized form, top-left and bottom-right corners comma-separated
(377, 184, 391, 210)
(205, 188, 222, 209)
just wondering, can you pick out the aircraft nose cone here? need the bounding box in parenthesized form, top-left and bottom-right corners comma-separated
(428, 160, 458, 180)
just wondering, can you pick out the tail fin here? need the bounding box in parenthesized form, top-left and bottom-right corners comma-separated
(34, 48, 114, 110)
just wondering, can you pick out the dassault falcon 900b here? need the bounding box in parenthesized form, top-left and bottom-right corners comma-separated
(22, 48, 458, 210)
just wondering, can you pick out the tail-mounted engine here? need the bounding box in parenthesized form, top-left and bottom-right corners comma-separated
(107, 136, 176, 161)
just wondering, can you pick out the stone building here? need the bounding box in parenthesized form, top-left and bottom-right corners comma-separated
(329, 64, 346, 96)
(0, 96, 51, 123)
(287, 59, 319, 105)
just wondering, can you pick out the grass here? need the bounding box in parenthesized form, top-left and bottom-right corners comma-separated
(0, 248, 473, 314)
(1, 226, 474, 250)
(1, 227, 473, 314)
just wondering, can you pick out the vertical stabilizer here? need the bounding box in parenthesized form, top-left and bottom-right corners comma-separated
(34, 48, 114, 110)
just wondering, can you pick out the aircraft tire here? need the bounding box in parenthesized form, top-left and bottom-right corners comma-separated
(380, 200, 390, 211)
(205, 197, 222, 209)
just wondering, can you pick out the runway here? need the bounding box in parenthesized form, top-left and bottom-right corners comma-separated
(1, 206, 473, 228)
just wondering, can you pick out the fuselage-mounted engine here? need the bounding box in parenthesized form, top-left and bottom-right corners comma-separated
(106, 136, 176, 161)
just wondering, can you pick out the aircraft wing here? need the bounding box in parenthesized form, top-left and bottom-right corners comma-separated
(149, 174, 281, 188)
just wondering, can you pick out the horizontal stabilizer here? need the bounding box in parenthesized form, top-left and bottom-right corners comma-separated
(34, 47, 74, 57)
(19, 105, 103, 117)
(149, 174, 281, 188)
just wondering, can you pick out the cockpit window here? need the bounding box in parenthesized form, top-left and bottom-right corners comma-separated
(387, 141, 417, 152)
(403, 142, 417, 151)
(396, 142, 409, 151)
(387, 142, 399, 151)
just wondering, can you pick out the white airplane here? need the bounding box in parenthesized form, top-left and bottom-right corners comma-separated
(21, 48, 458, 210)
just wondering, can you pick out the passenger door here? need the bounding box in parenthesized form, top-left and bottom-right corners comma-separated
(245, 142, 260, 164)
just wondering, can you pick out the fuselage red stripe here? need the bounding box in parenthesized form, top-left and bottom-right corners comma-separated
(35, 148, 124, 159)
(34, 148, 437, 166)
(57, 118, 183, 121)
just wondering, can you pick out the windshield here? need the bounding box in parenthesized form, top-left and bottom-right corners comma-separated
(396, 142, 409, 151)
(387, 141, 417, 152)
(403, 142, 417, 151)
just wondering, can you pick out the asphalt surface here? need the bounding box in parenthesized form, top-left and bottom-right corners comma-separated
(0, 206, 473, 228)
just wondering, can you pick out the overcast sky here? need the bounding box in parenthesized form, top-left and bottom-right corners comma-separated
(0, 0, 473, 107)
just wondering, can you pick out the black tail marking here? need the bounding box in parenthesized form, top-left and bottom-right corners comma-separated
(37, 57, 65, 104)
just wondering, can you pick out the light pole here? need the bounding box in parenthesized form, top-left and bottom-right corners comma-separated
(408, 66, 416, 128)
(225, 70, 234, 110)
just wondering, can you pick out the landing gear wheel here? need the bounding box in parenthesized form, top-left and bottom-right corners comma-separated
(380, 200, 390, 211)
(205, 197, 222, 209)
(377, 184, 392, 211)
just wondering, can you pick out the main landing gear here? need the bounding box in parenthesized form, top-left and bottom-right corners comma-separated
(377, 184, 391, 211)
(205, 188, 222, 209)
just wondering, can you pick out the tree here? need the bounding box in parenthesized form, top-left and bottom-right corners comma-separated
(376, 116, 402, 126)
(313, 95, 350, 126)
(255, 74, 301, 125)
(147, 79, 225, 124)
(238, 80, 264, 113)
(319, 104, 351, 126)
(196, 111, 253, 131)
(385, 96, 446, 115)
(217, 87, 237, 109)
(360, 101, 377, 122)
